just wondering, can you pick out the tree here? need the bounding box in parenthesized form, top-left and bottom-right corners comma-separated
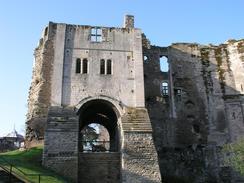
(81, 125, 99, 150)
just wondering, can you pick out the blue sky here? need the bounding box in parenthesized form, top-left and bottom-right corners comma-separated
(0, 0, 243, 136)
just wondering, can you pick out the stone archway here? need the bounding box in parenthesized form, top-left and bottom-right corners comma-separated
(43, 97, 161, 182)
(77, 99, 121, 183)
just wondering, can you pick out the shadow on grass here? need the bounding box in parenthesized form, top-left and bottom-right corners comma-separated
(0, 146, 71, 183)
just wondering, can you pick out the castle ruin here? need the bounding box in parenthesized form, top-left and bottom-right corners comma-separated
(26, 15, 244, 182)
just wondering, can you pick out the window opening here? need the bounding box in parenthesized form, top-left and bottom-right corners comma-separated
(76, 58, 81, 73)
(91, 27, 102, 42)
(174, 88, 182, 101)
(162, 82, 168, 96)
(107, 59, 112, 75)
(193, 124, 200, 133)
(185, 100, 195, 109)
(187, 115, 195, 122)
(176, 89, 182, 96)
(100, 59, 105, 74)
(144, 55, 148, 62)
(44, 27, 48, 36)
(82, 59, 88, 74)
(177, 65, 183, 77)
(232, 112, 236, 119)
(160, 56, 169, 72)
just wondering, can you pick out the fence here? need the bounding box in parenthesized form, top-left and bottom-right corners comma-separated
(0, 156, 51, 183)
(81, 140, 110, 152)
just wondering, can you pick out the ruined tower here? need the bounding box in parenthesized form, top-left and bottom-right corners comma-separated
(26, 15, 244, 182)
(27, 15, 161, 182)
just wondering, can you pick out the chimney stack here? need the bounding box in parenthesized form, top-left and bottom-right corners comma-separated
(123, 15, 134, 28)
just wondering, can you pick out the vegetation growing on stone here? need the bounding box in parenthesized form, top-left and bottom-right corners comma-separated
(223, 47, 231, 72)
(200, 48, 210, 65)
(223, 138, 244, 176)
(200, 48, 212, 95)
(215, 47, 226, 95)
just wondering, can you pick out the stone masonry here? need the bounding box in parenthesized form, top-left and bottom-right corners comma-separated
(26, 16, 244, 182)
(143, 38, 244, 182)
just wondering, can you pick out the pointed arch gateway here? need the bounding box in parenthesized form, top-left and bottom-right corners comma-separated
(77, 99, 121, 183)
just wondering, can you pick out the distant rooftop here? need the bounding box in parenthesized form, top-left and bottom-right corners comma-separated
(3, 129, 24, 140)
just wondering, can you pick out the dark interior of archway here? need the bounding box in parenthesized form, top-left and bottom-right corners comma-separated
(78, 100, 118, 152)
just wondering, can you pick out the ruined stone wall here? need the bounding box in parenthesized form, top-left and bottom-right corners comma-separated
(122, 132, 161, 183)
(79, 153, 120, 183)
(43, 106, 79, 181)
(40, 18, 161, 182)
(121, 107, 161, 182)
(143, 38, 244, 182)
(143, 43, 174, 148)
(26, 23, 56, 145)
(43, 103, 161, 182)
(28, 17, 244, 182)
(27, 20, 145, 143)
(169, 40, 244, 145)
(60, 25, 145, 108)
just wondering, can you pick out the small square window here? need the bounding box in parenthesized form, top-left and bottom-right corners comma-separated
(91, 36, 97, 42)
(91, 27, 102, 42)
(96, 28, 102, 35)
(176, 89, 182, 95)
(91, 28, 97, 35)
(96, 36, 102, 42)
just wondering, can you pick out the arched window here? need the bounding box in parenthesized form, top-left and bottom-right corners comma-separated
(76, 58, 81, 73)
(160, 56, 169, 72)
(82, 59, 88, 74)
(107, 59, 112, 75)
(162, 82, 168, 96)
(100, 59, 105, 74)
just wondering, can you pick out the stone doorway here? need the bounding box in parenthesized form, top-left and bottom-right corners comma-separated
(77, 99, 121, 183)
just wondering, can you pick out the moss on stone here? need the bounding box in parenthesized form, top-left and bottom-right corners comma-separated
(200, 48, 211, 95)
(215, 47, 226, 95)
(223, 47, 231, 72)
(200, 48, 210, 64)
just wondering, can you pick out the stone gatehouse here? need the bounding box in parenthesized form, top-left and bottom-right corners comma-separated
(26, 15, 244, 182)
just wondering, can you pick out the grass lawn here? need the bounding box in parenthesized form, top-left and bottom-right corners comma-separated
(0, 146, 70, 183)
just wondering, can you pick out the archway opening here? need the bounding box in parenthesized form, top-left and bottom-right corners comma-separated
(78, 99, 119, 152)
(81, 123, 110, 152)
(78, 100, 121, 182)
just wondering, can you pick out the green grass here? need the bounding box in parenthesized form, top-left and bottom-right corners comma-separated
(0, 146, 70, 183)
